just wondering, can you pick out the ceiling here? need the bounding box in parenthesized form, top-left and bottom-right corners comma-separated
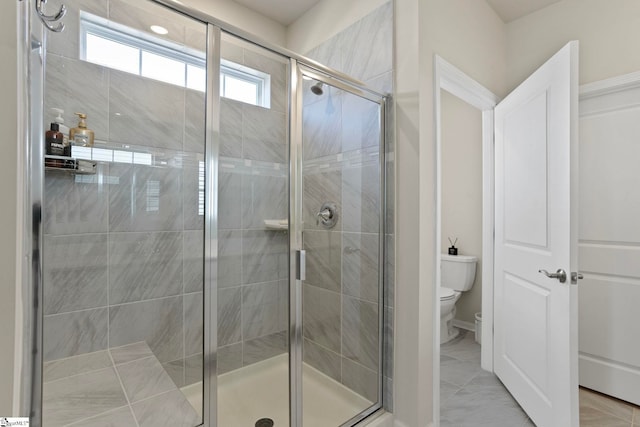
(485, 0, 563, 23)
(232, 0, 563, 27)
(233, 0, 322, 26)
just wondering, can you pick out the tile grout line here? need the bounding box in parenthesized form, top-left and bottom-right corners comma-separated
(107, 349, 141, 427)
(62, 405, 131, 427)
(43, 365, 114, 386)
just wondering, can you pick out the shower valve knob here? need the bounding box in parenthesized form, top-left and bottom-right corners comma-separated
(316, 202, 338, 228)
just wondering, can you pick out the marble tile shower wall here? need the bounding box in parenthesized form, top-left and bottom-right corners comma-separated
(43, 0, 291, 384)
(300, 1, 394, 409)
(42, 0, 209, 388)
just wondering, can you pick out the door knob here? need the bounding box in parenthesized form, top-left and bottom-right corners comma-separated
(538, 268, 567, 283)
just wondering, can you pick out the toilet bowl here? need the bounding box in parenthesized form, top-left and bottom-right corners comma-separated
(440, 287, 462, 343)
(440, 254, 477, 344)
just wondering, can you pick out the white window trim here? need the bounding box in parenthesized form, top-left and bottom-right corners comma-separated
(79, 12, 271, 108)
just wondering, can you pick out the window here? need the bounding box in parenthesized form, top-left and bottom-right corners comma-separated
(80, 12, 270, 108)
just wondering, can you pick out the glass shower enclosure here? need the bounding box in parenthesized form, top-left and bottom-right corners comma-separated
(22, 0, 389, 426)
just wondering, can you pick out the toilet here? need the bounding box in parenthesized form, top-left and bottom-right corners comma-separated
(440, 254, 477, 344)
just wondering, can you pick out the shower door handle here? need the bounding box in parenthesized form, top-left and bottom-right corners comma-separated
(296, 250, 306, 281)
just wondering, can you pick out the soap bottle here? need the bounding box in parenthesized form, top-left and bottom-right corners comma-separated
(52, 108, 71, 156)
(69, 112, 95, 147)
(45, 123, 65, 167)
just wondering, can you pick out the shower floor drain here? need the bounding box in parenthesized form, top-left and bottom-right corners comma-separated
(255, 418, 274, 427)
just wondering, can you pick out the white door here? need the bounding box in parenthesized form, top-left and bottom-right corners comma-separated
(494, 41, 580, 427)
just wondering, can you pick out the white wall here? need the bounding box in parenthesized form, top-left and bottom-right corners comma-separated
(286, 0, 388, 54)
(441, 90, 483, 324)
(417, 1, 505, 425)
(394, 0, 425, 424)
(506, 0, 640, 90)
(0, 0, 18, 415)
(382, 0, 507, 425)
(181, 0, 286, 46)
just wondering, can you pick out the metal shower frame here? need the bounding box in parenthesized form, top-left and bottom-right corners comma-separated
(18, 0, 390, 425)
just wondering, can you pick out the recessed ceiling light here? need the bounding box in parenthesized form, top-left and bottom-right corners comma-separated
(150, 25, 169, 35)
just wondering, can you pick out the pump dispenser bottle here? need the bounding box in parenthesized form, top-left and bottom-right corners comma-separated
(46, 123, 64, 156)
(69, 113, 95, 147)
(45, 123, 65, 167)
(52, 108, 71, 156)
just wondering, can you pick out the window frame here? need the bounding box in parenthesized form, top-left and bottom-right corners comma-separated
(79, 12, 271, 108)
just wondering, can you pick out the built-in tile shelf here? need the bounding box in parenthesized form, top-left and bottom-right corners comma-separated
(45, 156, 97, 175)
(264, 219, 288, 230)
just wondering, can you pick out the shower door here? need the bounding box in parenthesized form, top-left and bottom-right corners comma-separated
(293, 64, 386, 426)
(215, 31, 292, 427)
(30, 0, 387, 425)
(37, 0, 209, 425)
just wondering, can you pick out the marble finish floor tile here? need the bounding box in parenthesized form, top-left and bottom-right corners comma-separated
(115, 356, 177, 403)
(43, 367, 128, 427)
(131, 390, 201, 427)
(43, 350, 111, 383)
(441, 332, 481, 361)
(109, 341, 154, 365)
(440, 330, 640, 427)
(440, 357, 484, 387)
(65, 406, 137, 427)
(440, 331, 529, 426)
(440, 380, 459, 403)
(42, 344, 201, 427)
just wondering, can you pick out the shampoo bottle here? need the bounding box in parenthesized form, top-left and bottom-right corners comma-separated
(69, 113, 95, 147)
(52, 108, 71, 156)
(45, 123, 65, 167)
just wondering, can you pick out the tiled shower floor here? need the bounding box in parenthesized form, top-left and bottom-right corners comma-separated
(43, 346, 371, 427)
(440, 330, 640, 427)
(43, 342, 201, 427)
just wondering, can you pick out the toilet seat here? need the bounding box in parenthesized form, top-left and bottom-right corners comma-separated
(440, 287, 457, 301)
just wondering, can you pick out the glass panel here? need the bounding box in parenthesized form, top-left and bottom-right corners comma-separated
(187, 64, 206, 92)
(141, 51, 186, 86)
(85, 33, 139, 74)
(222, 73, 259, 105)
(41, 0, 207, 426)
(301, 75, 383, 425)
(217, 32, 290, 427)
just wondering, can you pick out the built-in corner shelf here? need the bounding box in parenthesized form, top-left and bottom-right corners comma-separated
(45, 155, 97, 175)
(264, 219, 288, 230)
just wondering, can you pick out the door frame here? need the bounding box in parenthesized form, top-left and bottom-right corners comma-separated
(433, 55, 499, 421)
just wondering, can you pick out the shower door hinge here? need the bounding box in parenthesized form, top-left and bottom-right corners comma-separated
(296, 250, 306, 281)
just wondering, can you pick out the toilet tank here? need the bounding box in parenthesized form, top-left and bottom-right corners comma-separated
(441, 254, 477, 291)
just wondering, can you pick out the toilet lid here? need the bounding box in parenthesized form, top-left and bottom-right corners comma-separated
(440, 287, 456, 301)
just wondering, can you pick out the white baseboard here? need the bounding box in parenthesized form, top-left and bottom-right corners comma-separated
(453, 319, 475, 332)
(579, 352, 640, 406)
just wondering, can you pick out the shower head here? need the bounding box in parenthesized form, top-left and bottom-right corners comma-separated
(310, 82, 324, 96)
